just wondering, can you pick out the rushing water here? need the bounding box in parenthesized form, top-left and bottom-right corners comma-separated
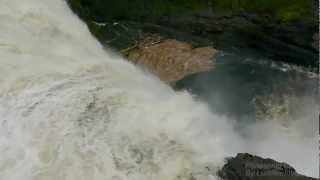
(0, 0, 317, 179)
(177, 50, 319, 177)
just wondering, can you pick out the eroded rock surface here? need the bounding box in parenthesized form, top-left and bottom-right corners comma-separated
(123, 35, 218, 83)
(218, 153, 317, 180)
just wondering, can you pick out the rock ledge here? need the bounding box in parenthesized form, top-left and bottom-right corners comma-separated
(218, 153, 317, 180)
(123, 34, 218, 83)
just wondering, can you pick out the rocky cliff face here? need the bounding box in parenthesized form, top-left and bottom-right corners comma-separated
(155, 12, 318, 69)
(123, 35, 218, 83)
(65, 1, 319, 179)
(218, 153, 317, 180)
(67, 0, 319, 71)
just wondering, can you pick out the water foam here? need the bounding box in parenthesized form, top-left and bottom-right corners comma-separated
(0, 0, 317, 179)
(0, 1, 243, 179)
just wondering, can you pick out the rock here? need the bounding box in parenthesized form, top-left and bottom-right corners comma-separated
(312, 33, 319, 50)
(253, 93, 290, 125)
(67, 0, 318, 70)
(239, 22, 318, 69)
(218, 153, 317, 180)
(123, 35, 218, 83)
(158, 13, 318, 69)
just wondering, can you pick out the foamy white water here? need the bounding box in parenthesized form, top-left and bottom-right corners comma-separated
(0, 1, 244, 179)
(0, 0, 317, 179)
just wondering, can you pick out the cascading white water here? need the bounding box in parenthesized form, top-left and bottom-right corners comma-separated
(0, 1, 244, 179)
(0, 0, 317, 179)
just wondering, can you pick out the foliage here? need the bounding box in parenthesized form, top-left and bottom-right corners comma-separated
(212, 0, 313, 23)
(67, 0, 315, 23)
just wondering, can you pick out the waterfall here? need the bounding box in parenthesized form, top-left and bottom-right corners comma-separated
(0, 0, 317, 179)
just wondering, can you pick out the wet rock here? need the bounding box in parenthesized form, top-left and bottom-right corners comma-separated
(312, 33, 319, 50)
(239, 22, 318, 69)
(158, 13, 318, 69)
(67, 0, 318, 70)
(253, 93, 290, 125)
(218, 153, 317, 180)
(122, 35, 218, 83)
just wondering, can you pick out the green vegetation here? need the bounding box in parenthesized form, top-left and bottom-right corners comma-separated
(212, 0, 313, 23)
(67, 0, 318, 69)
(67, 0, 207, 21)
(68, 0, 314, 23)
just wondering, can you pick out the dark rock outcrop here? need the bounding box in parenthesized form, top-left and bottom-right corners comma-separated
(67, 0, 319, 71)
(218, 153, 318, 180)
(156, 13, 318, 70)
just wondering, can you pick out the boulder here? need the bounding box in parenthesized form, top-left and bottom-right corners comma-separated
(218, 153, 317, 180)
(123, 35, 218, 83)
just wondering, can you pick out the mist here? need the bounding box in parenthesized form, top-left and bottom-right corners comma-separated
(0, 0, 318, 179)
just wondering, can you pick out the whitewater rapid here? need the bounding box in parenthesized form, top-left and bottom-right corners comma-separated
(0, 0, 243, 179)
(0, 0, 317, 179)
